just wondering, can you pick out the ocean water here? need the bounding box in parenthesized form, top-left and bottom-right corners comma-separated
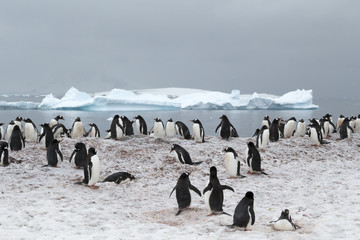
(0, 97, 358, 138)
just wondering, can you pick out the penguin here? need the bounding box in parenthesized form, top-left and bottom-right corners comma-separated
(175, 121, 191, 140)
(110, 115, 124, 139)
(231, 128, 239, 138)
(43, 139, 63, 167)
(23, 118, 39, 142)
(245, 142, 267, 175)
(49, 115, 65, 128)
(261, 116, 271, 128)
(0, 123, 4, 140)
(5, 120, 15, 141)
(203, 166, 234, 215)
(69, 142, 87, 168)
(153, 118, 165, 138)
(134, 115, 147, 135)
(165, 118, 176, 138)
(103, 172, 136, 184)
(269, 118, 281, 142)
(255, 125, 269, 151)
(51, 124, 69, 138)
(349, 116, 356, 130)
(0, 141, 9, 166)
(308, 118, 329, 145)
(320, 117, 330, 138)
(104, 129, 111, 139)
(9, 125, 25, 151)
(271, 209, 300, 231)
(70, 117, 86, 138)
(283, 117, 297, 138)
(38, 123, 54, 149)
(339, 117, 354, 139)
(294, 119, 306, 137)
(324, 113, 337, 134)
(170, 144, 203, 165)
(86, 123, 100, 138)
(14, 116, 23, 132)
(252, 128, 260, 137)
(278, 119, 286, 138)
(223, 147, 245, 178)
(215, 115, 238, 140)
(336, 114, 345, 131)
(87, 147, 100, 189)
(121, 116, 134, 136)
(191, 119, 205, 143)
(170, 172, 202, 216)
(228, 191, 255, 230)
(355, 114, 360, 133)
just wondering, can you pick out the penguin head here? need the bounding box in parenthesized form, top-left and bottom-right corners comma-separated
(88, 147, 97, 155)
(260, 125, 268, 131)
(55, 115, 64, 121)
(15, 116, 23, 122)
(154, 118, 162, 122)
(170, 144, 179, 153)
(288, 117, 297, 122)
(252, 128, 260, 137)
(179, 172, 190, 180)
(245, 191, 254, 200)
(247, 142, 255, 148)
(74, 142, 84, 151)
(0, 122, 4, 126)
(13, 125, 20, 131)
(264, 116, 270, 120)
(9, 120, 15, 125)
(168, 118, 173, 122)
(191, 119, 200, 124)
(24, 118, 32, 123)
(220, 115, 228, 120)
(280, 209, 290, 220)
(210, 166, 217, 177)
(75, 117, 81, 122)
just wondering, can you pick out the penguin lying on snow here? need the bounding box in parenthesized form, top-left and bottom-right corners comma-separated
(170, 144, 203, 165)
(228, 191, 255, 230)
(103, 172, 136, 184)
(270, 209, 301, 231)
(175, 121, 191, 140)
(170, 172, 201, 216)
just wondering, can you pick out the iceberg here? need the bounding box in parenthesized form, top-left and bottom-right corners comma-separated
(0, 87, 318, 111)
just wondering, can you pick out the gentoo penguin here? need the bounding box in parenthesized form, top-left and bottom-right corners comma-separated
(278, 119, 286, 138)
(51, 124, 69, 138)
(87, 147, 100, 189)
(215, 115, 238, 140)
(86, 123, 100, 138)
(269, 118, 281, 142)
(69, 142, 87, 168)
(355, 114, 360, 133)
(255, 125, 269, 151)
(103, 172, 136, 184)
(23, 118, 39, 142)
(308, 118, 329, 145)
(5, 120, 15, 141)
(0, 141, 9, 166)
(170, 144, 203, 165)
(0, 123, 4, 140)
(271, 209, 300, 231)
(261, 116, 271, 128)
(324, 113, 337, 134)
(70, 117, 86, 138)
(38, 123, 54, 149)
(294, 119, 306, 137)
(170, 172, 202, 216)
(191, 119, 205, 143)
(223, 147, 244, 178)
(110, 115, 124, 139)
(283, 117, 297, 138)
(49, 115, 65, 128)
(153, 118, 165, 138)
(245, 142, 267, 175)
(336, 114, 345, 131)
(175, 121, 191, 140)
(228, 191, 255, 230)
(43, 139, 63, 167)
(120, 116, 134, 136)
(9, 125, 25, 151)
(165, 118, 176, 138)
(134, 115, 147, 135)
(339, 117, 354, 139)
(203, 166, 234, 215)
(14, 116, 23, 132)
(349, 116, 356, 130)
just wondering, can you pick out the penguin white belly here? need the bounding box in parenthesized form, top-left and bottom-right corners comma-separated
(49, 119, 57, 128)
(56, 153, 61, 167)
(165, 122, 175, 138)
(284, 121, 295, 138)
(295, 123, 306, 137)
(204, 184, 212, 212)
(89, 128, 96, 137)
(323, 122, 329, 137)
(247, 206, 252, 229)
(72, 122, 84, 138)
(53, 128, 62, 138)
(261, 120, 269, 128)
(273, 219, 295, 231)
(259, 130, 269, 150)
(244, 147, 249, 165)
(25, 124, 37, 142)
(173, 151, 181, 162)
(5, 125, 14, 141)
(0, 126, 4, 140)
(88, 156, 100, 186)
(310, 128, 320, 146)
(115, 125, 123, 139)
(337, 119, 344, 131)
(135, 120, 141, 135)
(225, 153, 238, 177)
(0, 153, 4, 165)
(154, 122, 165, 138)
(350, 121, 355, 130)
(354, 119, 360, 133)
(347, 127, 352, 138)
(193, 124, 202, 142)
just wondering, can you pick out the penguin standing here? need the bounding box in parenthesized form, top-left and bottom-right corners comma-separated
(255, 125, 269, 151)
(71, 117, 86, 138)
(69, 142, 87, 168)
(283, 117, 297, 138)
(215, 115, 238, 140)
(38, 123, 54, 149)
(153, 118, 165, 138)
(49, 115, 65, 128)
(121, 116, 134, 136)
(24, 118, 39, 142)
(336, 114, 345, 131)
(44, 139, 63, 167)
(294, 119, 306, 137)
(324, 113, 337, 134)
(110, 115, 124, 139)
(134, 115, 147, 135)
(51, 124, 69, 138)
(87, 147, 100, 189)
(191, 119, 205, 143)
(245, 142, 267, 175)
(86, 123, 100, 138)
(5, 120, 15, 141)
(0, 141, 9, 166)
(271, 209, 300, 231)
(228, 191, 255, 230)
(269, 118, 281, 142)
(308, 122, 322, 146)
(170, 172, 202, 216)
(103, 172, 136, 184)
(170, 144, 203, 165)
(0, 123, 4, 140)
(175, 121, 191, 140)
(349, 116, 356, 130)
(9, 125, 25, 151)
(203, 166, 234, 215)
(339, 117, 354, 139)
(165, 118, 176, 138)
(223, 147, 244, 178)
(355, 114, 360, 133)
(14, 116, 23, 133)
(261, 116, 271, 128)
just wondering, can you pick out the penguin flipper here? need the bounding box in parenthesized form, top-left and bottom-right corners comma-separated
(169, 186, 176, 197)
(215, 123, 221, 133)
(175, 209, 183, 216)
(203, 184, 212, 195)
(250, 206, 255, 225)
(190, 161, 203, 165)
(222, 211, 232, 216)
(261, 171, 268, 175)
(222, 185, 235, 192)
(189, 184, 201, 197)
(69, 150, 76, 163)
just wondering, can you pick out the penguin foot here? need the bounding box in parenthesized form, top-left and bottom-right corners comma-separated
(89, 185, 99, 189)
(207, 212, 216, 216)
(247, 171, 253, 175)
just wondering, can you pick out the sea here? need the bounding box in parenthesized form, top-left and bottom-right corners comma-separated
(0, 96, 359, 138)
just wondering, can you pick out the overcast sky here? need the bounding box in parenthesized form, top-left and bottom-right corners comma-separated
(0, 0, 359, 98)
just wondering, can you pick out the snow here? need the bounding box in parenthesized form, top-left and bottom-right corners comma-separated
(1, 131, 359, 239)
(1, 87, 318, 111)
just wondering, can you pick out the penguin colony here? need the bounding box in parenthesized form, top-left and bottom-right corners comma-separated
(0, 113, 359, 232)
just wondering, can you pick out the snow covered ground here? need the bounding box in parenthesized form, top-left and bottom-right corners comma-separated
(1, 132, 359, 239)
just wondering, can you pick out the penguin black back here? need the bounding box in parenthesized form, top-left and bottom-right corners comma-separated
(175, 121, 191, 139)
(46, 139, 63, 167)
(232, 191, 255, 229)
(0, 141, 9, 166)
(121, 116, 134, 136)
(269, 118, 280, 142)
(103, 172, 136, 184)
(170, 144, 203, 165)
(39, 123, 54, 149)
(134, 115, 147, 135)
(69, 142, 87, 168)
(9, 125, 25, 151)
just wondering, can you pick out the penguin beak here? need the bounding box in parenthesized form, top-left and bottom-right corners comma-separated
(170, 149, 173, 153)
